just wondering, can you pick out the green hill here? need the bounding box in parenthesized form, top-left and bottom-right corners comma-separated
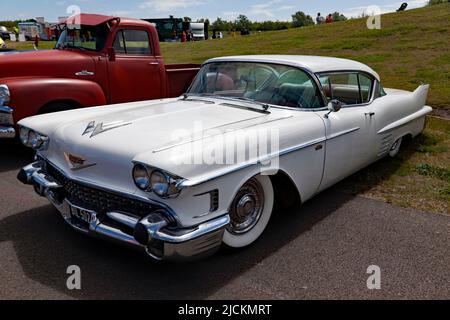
(161, 3, 450, 111)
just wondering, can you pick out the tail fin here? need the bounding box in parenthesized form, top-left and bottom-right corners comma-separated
(413, 84, 430, 107)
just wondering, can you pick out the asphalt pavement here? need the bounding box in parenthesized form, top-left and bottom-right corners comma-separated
(0, 139, 449, 299)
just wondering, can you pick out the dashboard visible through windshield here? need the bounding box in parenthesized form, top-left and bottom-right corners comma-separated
(188, 62, 325, 109)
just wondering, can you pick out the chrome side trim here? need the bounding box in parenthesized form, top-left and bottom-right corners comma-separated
(377, 106, 432, 134)
(177, 136, 326, 188)
(327, 127, 360, 140)
(75, 70, 95, 76)
(178, 126, 361, 189)
(152, 114, 292, 153)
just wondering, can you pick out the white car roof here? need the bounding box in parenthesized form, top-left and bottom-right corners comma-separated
(205, 55, 381, 81)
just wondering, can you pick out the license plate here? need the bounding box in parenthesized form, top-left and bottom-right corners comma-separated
(69, 205, 96, 225)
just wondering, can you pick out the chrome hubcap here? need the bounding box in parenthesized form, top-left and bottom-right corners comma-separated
(227, 178, 264, 235)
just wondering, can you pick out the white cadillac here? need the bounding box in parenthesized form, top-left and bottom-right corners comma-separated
(17, 55, 432, 261)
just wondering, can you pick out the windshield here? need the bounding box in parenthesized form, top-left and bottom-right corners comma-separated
(188, 62, 325, 109)
(56, 24, 109, 51)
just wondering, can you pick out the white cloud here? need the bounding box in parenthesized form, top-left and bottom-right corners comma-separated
(250, 0, 293, 18)
(139, 0, 206, 13)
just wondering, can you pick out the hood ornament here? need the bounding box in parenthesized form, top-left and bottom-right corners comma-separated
(83, 121, 132, 138)
(64, 152, 97, 171)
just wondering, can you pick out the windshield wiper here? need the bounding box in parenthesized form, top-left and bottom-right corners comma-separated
(235, 97, 271, 111)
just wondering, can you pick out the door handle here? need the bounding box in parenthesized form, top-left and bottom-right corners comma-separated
(148, 62, 159, 65)
(365, 112, 375, 117)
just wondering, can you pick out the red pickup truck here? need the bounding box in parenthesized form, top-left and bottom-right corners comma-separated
(0, 14, 200, 138)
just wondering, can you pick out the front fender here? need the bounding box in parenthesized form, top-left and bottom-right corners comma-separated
(3, 77, 107, 122)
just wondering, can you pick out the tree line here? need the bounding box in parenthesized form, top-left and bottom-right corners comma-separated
(184, 11, 348, 32)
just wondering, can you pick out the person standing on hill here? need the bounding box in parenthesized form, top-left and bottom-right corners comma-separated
(316, 13, 325, 24)
(326, 14, 334, 23)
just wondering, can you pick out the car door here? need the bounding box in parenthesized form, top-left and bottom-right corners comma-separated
(108, 28, 162, 104)
(316, 72, 378, 190)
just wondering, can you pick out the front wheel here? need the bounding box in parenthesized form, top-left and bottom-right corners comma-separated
(223, 175, 274, 248)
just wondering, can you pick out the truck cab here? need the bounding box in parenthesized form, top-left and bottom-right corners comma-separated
(0, 13, 200, 138)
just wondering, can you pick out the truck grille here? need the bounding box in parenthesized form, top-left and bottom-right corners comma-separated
(45, 161, 159, 217)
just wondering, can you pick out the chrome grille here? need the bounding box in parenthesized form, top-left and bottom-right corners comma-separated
(45, 161, 159, 217)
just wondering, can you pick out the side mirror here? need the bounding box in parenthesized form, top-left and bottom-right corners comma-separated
(107, 47, 116, 62)
(325, 99, 343, 118)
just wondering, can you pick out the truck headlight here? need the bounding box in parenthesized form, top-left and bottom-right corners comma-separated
(0, 84, 10, 105)
(19, 127, 49, 150)
(132, 163, 182, 198)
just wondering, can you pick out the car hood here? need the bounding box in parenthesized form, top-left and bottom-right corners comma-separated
(0, 49, 95, 80)
(24, 99, 291, 193)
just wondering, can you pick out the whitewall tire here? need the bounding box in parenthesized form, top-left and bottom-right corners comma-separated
(223, 175, 274, 248)
(389, 137, 403, 157)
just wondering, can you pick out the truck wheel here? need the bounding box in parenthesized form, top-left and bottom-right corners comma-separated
(223, 175, 274, 248)
(38, 102, 76, 115)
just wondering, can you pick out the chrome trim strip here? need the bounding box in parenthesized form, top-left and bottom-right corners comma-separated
(178, 126, 360, 188)
(75, 70, 95, 76)
(152, 114, 293, 153)
(177, 136, 326, 188)
(327, 127, 360, 140)
(377, 106, 433, 134)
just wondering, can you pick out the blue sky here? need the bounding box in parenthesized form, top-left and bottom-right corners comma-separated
(0, 0, 429, 22)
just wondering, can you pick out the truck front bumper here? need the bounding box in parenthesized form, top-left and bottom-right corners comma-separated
(0, 106, 15, 138)
(17, 160, 230, 261)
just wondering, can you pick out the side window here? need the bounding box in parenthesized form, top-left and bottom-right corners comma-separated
(358, 73, 373, 103)
(113, 31, 126, 54)
(319, 72, 374, 105)
(113, 30, 152, 55)
(123, 30, 151, 55)
(274, 69, 323, 109)
(374, 81, 387, 99)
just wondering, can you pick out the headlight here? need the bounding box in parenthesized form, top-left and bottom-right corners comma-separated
(133, 164, 150, 190)
(132, 163, 182, 198)
(150, 170, 170, 197)
(19, 126, 49, 150)
(0, 84, 10, 106)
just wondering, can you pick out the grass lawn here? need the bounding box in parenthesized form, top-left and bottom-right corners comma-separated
(4, 40, 56, 51)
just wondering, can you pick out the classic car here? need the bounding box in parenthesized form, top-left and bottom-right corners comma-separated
(17, 55, 432, 261)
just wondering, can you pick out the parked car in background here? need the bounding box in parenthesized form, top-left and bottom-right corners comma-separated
(0, 26, 10, 40)
(0, 13, 200, 138)
(17, 55, 431, 261)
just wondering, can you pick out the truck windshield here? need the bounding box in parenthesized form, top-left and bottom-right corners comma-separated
(56, 24, 108, 51)
(188, 62, 325, 109)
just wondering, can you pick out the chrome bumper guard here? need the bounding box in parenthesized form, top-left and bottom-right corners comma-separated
(0, 106, 15, 138)
(18, 161, 230, 261)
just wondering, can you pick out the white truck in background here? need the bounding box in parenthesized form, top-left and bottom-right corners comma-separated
(189, 22, 205, 40)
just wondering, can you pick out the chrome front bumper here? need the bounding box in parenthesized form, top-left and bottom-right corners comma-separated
(18, 161, 230, 261)
(0, 106, 15, 138)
